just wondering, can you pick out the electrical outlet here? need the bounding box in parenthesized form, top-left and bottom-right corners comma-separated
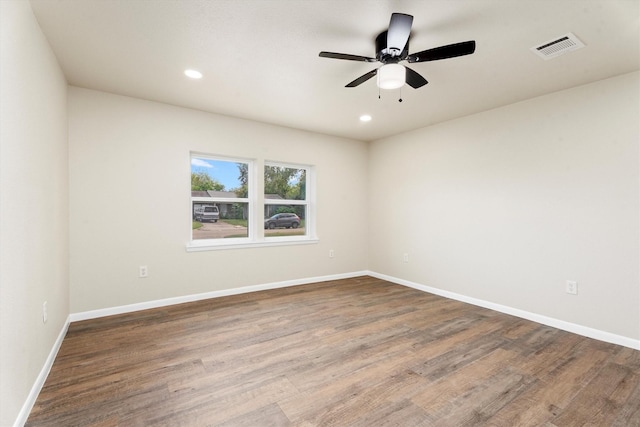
(42, 301, 48, 323)
(403, 253, 409, 263)
(329, 249, 335, 258)
(566, 280, 578, 295)
(139, 265, 148, 278)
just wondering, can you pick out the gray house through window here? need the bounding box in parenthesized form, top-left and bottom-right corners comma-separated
(191, 191, 286, 220)
(264, 194, 284, 217)
(191, 190, 242, 219)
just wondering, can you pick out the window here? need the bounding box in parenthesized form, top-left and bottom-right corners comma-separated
(190, 155, 252, 243)
(188, 154, 315, 251)
(264, 163, 309, 239)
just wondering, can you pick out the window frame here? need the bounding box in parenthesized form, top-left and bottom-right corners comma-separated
(263, 161, 315, 243)
(188, 153, 254, 249)
(187, 154, 317, 252)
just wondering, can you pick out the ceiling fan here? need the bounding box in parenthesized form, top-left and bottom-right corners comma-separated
(319, 13, 476, 90)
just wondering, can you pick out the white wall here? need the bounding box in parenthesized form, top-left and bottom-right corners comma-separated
(4, 3, 638, 422)
(0, 1, 69, 426)
(68, 87, 369, 313)
(369, 72, 640, 340)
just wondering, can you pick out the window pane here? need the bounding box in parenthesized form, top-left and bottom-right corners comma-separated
(192, 157, 247, 195)
(193, 202, 249, 240)
(264, 165, 306, 200)
(191, 157, 249, 240)
(264, 205, 306, 237)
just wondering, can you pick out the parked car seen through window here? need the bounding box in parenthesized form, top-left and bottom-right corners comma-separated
(264, 213, 300, 229)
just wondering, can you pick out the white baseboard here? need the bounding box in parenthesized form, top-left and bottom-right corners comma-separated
(69, 271, 369, 322)
(14, 316, 70, 427)
(70, 269, 640, 349)
(368, 271, 640, 351)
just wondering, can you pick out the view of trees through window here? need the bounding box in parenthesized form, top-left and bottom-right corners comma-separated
(264, 165, 307, 228)
(190, 156, 310, 242)
(191, 171, 224, 191)
(264, 165, 306, 201)
(191, 157, 249, 240)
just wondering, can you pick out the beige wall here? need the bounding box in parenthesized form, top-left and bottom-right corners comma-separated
(369, 72, 640, 340)
(68, 87, 369, 313)
(3, 3, 639, 424)
(0, 1, 69, 425)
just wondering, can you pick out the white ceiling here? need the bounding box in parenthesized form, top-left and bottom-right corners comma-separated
(29, 0, 639, 142)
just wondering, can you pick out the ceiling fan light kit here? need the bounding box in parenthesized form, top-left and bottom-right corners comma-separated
(319, 12, 476, 92)
(377, 64, 405, 89)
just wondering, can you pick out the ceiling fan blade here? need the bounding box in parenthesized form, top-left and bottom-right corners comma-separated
(319, 51, 377, 62)
(405, 66, 428, 89)
(345, 69, 378, 87)
(387, 13, 413, 55)
(407, 40, 476, 63)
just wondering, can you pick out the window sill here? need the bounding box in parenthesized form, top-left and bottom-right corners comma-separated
(186, 236, 319, 252)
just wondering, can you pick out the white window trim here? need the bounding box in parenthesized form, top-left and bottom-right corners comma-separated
(264, 161, 316, 242)
(186, 237, 319, 251)
(187, 156, 317, 252)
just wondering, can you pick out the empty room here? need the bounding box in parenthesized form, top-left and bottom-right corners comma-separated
(1, 0, 639, 426)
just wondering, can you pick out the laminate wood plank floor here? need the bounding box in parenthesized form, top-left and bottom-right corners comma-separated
(26, 276, 640, 426)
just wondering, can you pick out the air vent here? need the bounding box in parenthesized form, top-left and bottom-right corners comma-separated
(531, 33, 585, 60)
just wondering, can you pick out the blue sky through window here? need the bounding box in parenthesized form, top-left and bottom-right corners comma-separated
(191, 158, 243, 191)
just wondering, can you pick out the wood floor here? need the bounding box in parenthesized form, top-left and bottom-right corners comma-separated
(27, 276, 640, 426)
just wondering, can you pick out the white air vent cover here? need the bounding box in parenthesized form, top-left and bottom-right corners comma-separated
(531, 33, 585, 60)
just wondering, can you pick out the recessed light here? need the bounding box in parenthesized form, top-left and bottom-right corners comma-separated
(184, 69, 203, 79)
(359, 114, 372, 122)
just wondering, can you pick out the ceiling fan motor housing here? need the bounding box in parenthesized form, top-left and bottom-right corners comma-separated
(376, 31, 409, 63)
